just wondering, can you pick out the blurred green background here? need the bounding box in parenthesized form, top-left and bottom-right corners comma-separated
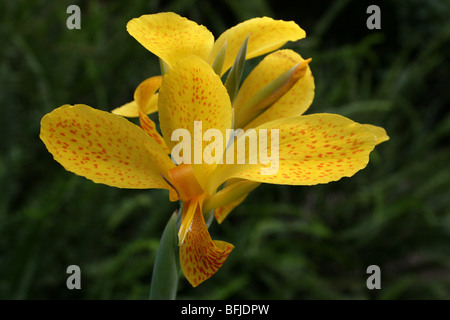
(1, 0, 449, 299)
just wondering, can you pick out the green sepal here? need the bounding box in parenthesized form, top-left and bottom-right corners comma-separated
(234, 62, 304, 128)
(212, 39, 227, 76)
(224, 35, 249, 102)
(149, 210, 181, 300)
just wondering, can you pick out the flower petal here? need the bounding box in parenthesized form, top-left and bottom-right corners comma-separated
(111, 76, 161, 117)
(133, 77, 169, 153)
(213, 194, 248, 224)
(111, 95, 158, 118)
(139, 109, 169, 153)
(134, 76, 162, 113)
(179, 199, 234, 287)
(233, 50, 314, 129)
(207, 113, 380, 192)
(208, 17, 306, 75)
(111, 100, 140, 118)
(363, 124, 390, 145)
(178, 199, 198, 246)
(127, 12, 214, 67)
(203, 179, 260, 222)
(40, 104, 175, 189)
(158, 56, 232, 189)
(209, 179, 260, 223)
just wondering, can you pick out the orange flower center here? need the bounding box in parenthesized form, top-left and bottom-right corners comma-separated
(167, 164, 205, 202)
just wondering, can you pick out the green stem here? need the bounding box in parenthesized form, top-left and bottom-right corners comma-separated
(149, 210, 181, 300)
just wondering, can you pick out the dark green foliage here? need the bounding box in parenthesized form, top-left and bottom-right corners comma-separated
(0, 0, 449, 299)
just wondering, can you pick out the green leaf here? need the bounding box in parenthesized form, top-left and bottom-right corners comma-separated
(149, 211, 180, 300)
(224, 35, 249, 102)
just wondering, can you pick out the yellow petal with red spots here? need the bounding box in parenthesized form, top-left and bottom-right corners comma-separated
(207, 113, 380, 192)
(232, 50, 314, 129)
(134, 76, 162, 113)
(139, 112, 169, 153)
(203, 179, 260, 223)
(179, 199, 234, 287)
(208, 17, 306, 75)
(133, 77, 169, 153)
(40, 104, 175, 189)
(127, 12, 214, 67)
(158, 55, 232, 189)
(213, 194, 247, 224)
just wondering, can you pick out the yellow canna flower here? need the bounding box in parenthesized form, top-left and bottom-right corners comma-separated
(39, 13, 389, 288)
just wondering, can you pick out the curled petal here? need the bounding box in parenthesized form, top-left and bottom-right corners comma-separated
(133, 77, 169, 152)
(134, 76, 162, 113)
(179, 199, 234, 287)
(111, 75, 161, 117)
(111, 94, 158, 118)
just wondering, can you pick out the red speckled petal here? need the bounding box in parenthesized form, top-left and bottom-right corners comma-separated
(40, 104, 175, 189)
(179, 199, 234, 287)
(139, 111, 169, 153)
(208, 17, 306, 75)
(203, 179, 260, 223)
(208, 113, 381, 191)
(158, 55, 232, 188)
(214, 194, 247, 224)
(133, 77, 170, 153)
(127, 12, 214, 67)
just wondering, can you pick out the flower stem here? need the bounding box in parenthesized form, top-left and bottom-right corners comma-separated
(149, 210, 181, 300)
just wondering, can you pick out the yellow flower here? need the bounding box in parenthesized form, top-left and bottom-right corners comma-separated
(109, 12, 314, 223)
(40, 13, 389, 288)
